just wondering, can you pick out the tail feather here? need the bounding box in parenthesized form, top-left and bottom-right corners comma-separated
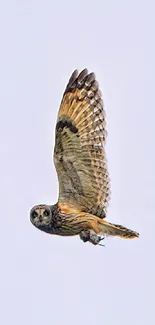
(98, 219, 139, 239)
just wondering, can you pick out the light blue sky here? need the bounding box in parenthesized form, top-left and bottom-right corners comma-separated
(0, 1, 154, 324)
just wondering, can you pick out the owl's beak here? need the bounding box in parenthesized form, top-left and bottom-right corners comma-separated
(39, 215, 43, 222)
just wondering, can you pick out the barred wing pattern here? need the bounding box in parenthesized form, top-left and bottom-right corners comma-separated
(54, 69, 110, 219)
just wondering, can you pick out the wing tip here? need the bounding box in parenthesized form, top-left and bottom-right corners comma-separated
(65, 68, 97, 94)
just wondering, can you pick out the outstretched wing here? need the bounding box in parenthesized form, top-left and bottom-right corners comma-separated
(54, 69, 110, 218)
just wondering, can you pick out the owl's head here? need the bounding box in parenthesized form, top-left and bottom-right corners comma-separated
(30, 204, 52, 232)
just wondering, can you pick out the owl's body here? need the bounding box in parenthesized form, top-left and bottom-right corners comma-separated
(30, 69, 139, 245)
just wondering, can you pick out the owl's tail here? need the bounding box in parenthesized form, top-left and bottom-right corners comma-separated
(98, 219, 139, 239)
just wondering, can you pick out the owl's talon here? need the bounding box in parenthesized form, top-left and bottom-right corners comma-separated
(89, 233, 105, 246)
(80, 230, 105, 246)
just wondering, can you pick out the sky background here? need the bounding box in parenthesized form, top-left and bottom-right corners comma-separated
(0, 0, 154, 324)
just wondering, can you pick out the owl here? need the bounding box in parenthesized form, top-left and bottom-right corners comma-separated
(30, 69, 139, 246)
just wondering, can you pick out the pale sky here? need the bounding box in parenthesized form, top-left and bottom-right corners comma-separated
(0, 1, 154, 324)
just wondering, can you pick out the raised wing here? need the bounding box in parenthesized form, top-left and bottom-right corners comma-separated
(54, 69, 110, 218)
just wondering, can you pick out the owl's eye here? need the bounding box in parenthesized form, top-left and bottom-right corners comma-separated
(44, 210, 50, 217)
(31, 210, 38, 219)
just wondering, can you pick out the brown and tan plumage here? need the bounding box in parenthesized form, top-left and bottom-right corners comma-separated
(30, 69, 139, 245)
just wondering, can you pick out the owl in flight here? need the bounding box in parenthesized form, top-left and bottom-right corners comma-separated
(30, 69, 139, 245)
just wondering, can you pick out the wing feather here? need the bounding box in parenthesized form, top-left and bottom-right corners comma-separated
(54, 69, 110, 218)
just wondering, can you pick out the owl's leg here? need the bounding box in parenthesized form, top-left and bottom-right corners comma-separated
(79, 230, 105, 246)
(79, 230, 90, 242)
